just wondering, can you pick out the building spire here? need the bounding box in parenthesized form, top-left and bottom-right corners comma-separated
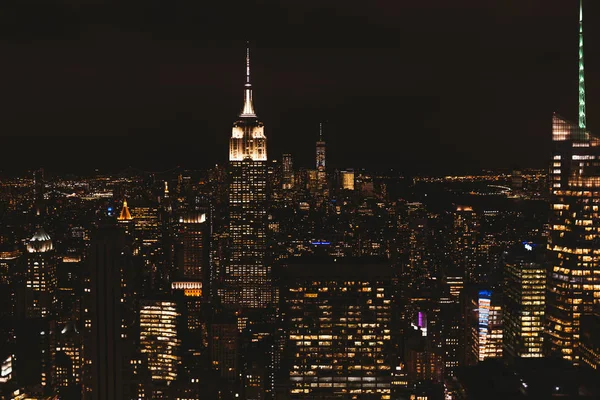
(241, 41, 256, 117)
(319, 122, 323, 141)
(579, 0, 587, 129)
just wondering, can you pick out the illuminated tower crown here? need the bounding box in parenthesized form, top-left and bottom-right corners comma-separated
(117, 198, 133, 221)
(579, 0, 586, 129)
(229, 43, 267, 162)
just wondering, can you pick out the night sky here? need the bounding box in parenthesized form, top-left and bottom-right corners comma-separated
(0, 0, 599, 174)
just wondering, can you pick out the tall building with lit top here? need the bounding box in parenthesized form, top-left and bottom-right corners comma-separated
(25, 227, 56, 319)
(316, 123, 327, 195)
(545, 0, 600, 364)
(503, 242, 545, 363)
(465, 288, 502, 365)
(224, 45, 271, 309)
(282, 259, 395, 399)
(452, 206, 478, 283)
(178, 212, 207, 282)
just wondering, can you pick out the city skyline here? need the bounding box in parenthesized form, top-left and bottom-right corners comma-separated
(0, 1, 599, 174)
(3, 2, 600, 399)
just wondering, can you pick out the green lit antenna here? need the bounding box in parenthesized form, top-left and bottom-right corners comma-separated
(579, 0, 587, 129)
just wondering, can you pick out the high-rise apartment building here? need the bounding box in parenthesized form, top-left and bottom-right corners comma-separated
(223, 45, 270, 309)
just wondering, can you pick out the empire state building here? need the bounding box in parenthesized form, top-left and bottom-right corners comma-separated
(222, 45, 270, 309)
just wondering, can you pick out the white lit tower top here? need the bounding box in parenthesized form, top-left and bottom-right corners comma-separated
(229, 43, 267, 162)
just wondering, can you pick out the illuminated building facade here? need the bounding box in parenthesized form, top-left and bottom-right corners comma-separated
(341, 170, 355, 191)
(282, 153, 294, 190)
(139, 300, 180, 395)
(283, 260, 395, 399)
(476, 290, 502, 361)
(130, 204, 161, 249)
(224, 45, 271, 309)
(465, 289, 502, 364)
(25, 227, 56, 319)
(53, 322, 82, 393)
(117, 198, 134, 236)
(178, 212, 207, 282)
(545, 0, 600, 364)
(316, 123, 327, 195)
(503, 243, 545, 362)
(452, 206, 478, 283)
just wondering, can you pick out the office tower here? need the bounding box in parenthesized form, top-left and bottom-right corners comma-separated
(452, 206, 478, 283)
(464, 288, 502, 365)
(282, 154, 294, 190)
(405, 202, 430, 287)
(445, 275, 464, 300)
(25, 227, 56, 319)
(340, 169, 355, 191)
(139, 300, 180, 398)
(130, 202, 161, 249)
(438, 291, 461, 379)
(53, 321, 83, 396)
(546, 0, 600, 364)
(178, 212, 207, 282)
(316, 123, 327, 195)
(282, 259, 395, 399)
(209, 320, 239, 386)
(84, 225, 132, 400)
(503, 242, 545, 363)
(130, 202, 165, 292)
(316, 123, 326, 172)
(405, 338, 444, 384)
(224, 45, 270, 309)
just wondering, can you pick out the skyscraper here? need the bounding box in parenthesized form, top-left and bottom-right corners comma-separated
(139, 300, 180, 398)
(282, 154, 294, 190)
(503, 242, 545, 363)
(223, 44, 270, 309)
(315, 123, 327, 195)
(83, 225, 132, 400)
(452, 206, 478, 283)
(282, 258, 395, 399)
(545, 0, 600, 364)
(25, 227, 56, 319)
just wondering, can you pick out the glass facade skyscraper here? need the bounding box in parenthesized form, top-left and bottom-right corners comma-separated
(546, 114, 600, 363)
